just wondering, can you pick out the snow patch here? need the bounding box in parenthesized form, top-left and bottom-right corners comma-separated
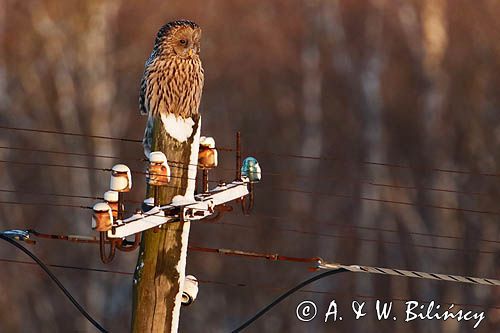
(200, 136, 216, 148)
(143, 197, 154, 206)
(185, 116, 201, 197)
(170, 221, 191, 332)
(172, 194, 196, 206)
(160, 113, 195, 143)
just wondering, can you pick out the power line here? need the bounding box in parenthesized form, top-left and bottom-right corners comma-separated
(0, 188, 103, 201)
(0, 257, 132, 275)
(1, 183, 496, 245)
(196, 278, 500, 310)
(229, 148, 500, 179)
(3, 254, 495, 315)
(0, 159, 110, 172)
(267, 186, 500, 217)
(241, 213, 500, 244)
(14, 212, 500, 256)
(2, 257, 496, 310)
(0, 188, 143, 204)
(0, 159, 218, 185)
(216, 222, 497, 255)
(0, 125, 141, 143)
(0, 145, 144, 163)
(2, 144, 493, 198)
(319, 261, 500, 287)
(232, 268, 348, 332)
(0, 233, 108, 332)
(0, 200, 92, 210)
(0, 200, 136, 215)
(2, 157, 498, 217)
(3, 125, 500, 179)
(191, 246, 500, 286)
(16, 231, 500, 287)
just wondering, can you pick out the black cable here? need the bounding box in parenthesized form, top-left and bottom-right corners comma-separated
(0, 234, 108, 333)
(231, 268, 348, 332)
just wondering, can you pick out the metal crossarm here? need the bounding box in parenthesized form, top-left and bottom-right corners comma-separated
(107, 181, 249, 238)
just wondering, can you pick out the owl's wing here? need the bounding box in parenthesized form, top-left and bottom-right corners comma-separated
(139, 72, 148, 116)
(142, 115, 153, 158)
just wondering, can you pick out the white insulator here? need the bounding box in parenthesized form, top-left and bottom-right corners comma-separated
(198, 148, 218, 169)
(104, 190, 120, 219)
(182, 275, 199, 306)
(92, 202, 113, 231)
(241, 157, 262, 183)
(149, 151, 167, 164)
(198, 137, 217, 169)
(148, 152, 171, 186)
(104, 190, 119, 203)
(110, 164, 132, 192)
(200, 136, 216, 148)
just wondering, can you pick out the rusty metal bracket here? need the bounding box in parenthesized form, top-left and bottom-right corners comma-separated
(116, 233, 141, 252)
(241, 183, 254, 215)
(99, 231, 116, 263)
(202, 204, 233, 223)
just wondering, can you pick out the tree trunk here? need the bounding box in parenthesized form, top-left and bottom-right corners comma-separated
(132, 115, 201, 332)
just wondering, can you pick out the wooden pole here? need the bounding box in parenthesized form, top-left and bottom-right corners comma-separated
(132, 115, 201, 332)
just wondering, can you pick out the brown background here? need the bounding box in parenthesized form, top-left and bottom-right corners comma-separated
(0, 0, 499, 332)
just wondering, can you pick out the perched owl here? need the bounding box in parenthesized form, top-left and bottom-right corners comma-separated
(140, 20, 204, 156)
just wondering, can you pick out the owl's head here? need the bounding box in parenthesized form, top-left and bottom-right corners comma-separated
(154, 20, 201, 59)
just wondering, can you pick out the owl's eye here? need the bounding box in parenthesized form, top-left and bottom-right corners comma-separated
(180, 39, 187, 45)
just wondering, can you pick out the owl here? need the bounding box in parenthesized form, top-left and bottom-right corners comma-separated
(140, 20, 204, 156)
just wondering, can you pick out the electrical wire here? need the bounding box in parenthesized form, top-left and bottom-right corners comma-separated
(2, 257, 497, 310)
(0, 188, 143, 204)
(0, 125, 141, 143)
(240, 213, 500, 244)
(266, 186, 500, 217)
(0, 200, 138, 215)
(215, 222, 497, 255)
(1, 182, 496, 245)
(0, 200, 92, 210)
(0, 158, 218, 185)
(319, 261, 500, 286)
(0, 188, 103, 201)
(18, 232, 499, 287)
(2, 157, 499, 217)
(23, 226, 498, 256)
(0, 234, 108, 332)
(190, 246, 500, 286)
(0, 145, 144, 162)
(231, 268, 348, 332)
(0, 145, 495, 198)
(3, 125, 500, 179)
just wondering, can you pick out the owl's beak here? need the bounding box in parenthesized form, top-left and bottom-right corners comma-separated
(188, 48, 194, 57)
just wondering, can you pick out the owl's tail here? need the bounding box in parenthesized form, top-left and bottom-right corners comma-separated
(143, 115, 154, 158)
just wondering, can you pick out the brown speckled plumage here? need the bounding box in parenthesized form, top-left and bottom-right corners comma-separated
(140, 20, 204, 154)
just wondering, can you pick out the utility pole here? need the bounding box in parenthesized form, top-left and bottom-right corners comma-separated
(132, 115, 201, 332)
